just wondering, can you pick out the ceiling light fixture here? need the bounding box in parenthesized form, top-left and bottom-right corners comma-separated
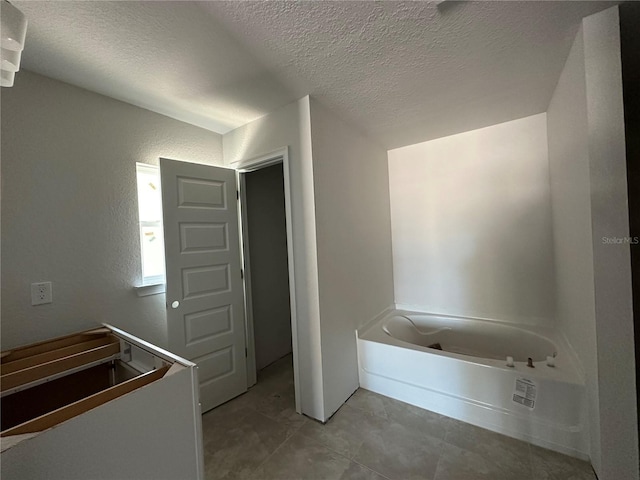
(1, 0, 27, 87)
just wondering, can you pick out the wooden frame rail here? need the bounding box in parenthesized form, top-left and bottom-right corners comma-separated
(1, 328, 111, 364)
(1, 337, 120, 392)
(1, 336, 118, 375)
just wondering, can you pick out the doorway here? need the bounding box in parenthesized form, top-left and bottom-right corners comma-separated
(160, 149, 300, 413)
(242, 164, 292, 378)
(237, 148, 300, 412)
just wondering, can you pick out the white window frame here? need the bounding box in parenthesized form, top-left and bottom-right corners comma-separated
(135, 163, 166, 293)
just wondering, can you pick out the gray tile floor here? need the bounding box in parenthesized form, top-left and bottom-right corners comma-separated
(203, 354, 595, 480)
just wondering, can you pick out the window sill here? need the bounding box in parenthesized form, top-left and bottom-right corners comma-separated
(134, 283, 165, 297)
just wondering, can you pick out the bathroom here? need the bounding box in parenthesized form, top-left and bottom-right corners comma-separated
(1, 2, 637, 479)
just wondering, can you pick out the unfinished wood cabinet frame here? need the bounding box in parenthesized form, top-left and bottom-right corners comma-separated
(0, 327, 172, 438)
(1, 326, 203, 480)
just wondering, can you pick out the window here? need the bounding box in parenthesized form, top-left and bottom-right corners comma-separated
(136, 163, 165, 286)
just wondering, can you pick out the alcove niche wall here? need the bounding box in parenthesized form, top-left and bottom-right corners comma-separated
(384, 7, 636, 480)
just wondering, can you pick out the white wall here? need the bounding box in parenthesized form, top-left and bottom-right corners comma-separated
(388, 113, 556, 326)
(223, 97, 326, 421)
(225, 97, 395, 421)
(582, 7, 638, 479)
(244, 164, 292, 370)
(547, 24, 601, 472)
(1, 71, 223, 350)
(548, 7, 638, 477)
(308, 98, 395, 418)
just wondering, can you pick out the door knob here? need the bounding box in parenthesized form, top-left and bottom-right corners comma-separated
(171, 300, 180, 309)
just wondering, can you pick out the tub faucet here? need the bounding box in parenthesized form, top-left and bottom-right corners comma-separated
(527, 357, 535, 368)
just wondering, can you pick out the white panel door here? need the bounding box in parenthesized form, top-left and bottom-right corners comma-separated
(160, 158, 247, 412)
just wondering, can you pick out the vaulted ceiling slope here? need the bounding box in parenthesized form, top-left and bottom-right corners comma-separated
(14, 1, 615, 149)
(13, 1, 295, 134)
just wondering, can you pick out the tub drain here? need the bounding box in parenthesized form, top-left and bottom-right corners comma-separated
(427, 343, 443, 350)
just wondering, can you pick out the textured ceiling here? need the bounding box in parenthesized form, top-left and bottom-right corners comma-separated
(14, 1, 615, 149)
(13, 1, 294, 133)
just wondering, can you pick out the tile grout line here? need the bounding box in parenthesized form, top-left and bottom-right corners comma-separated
(431, 451, 445, 480)
(246, 412, 308, 477)
(297, 426, 395, 480)
(349, 390, 453, 441)
(246, 432, 293, 477)
(336, 395, 449, 479)
(302, 432, 360, 463)
(349, 457, 395, 480)
(526, 441, 534, 480)
(295, 405, 370, 463)
(345, 392, 390, 422)
(295, 402, 429, 480)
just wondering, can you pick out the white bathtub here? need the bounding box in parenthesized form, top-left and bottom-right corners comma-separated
(357, 309, 588, 459)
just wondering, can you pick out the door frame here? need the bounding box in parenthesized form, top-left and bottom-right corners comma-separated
(235, 147, 301, 414)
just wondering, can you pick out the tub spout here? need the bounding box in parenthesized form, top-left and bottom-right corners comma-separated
(527, 357, 535, 368)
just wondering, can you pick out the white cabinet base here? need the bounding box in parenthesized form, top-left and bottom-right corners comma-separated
(1, 325, 204, 480)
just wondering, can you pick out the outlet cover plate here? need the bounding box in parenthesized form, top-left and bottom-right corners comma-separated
(31, 282, 52, 306)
